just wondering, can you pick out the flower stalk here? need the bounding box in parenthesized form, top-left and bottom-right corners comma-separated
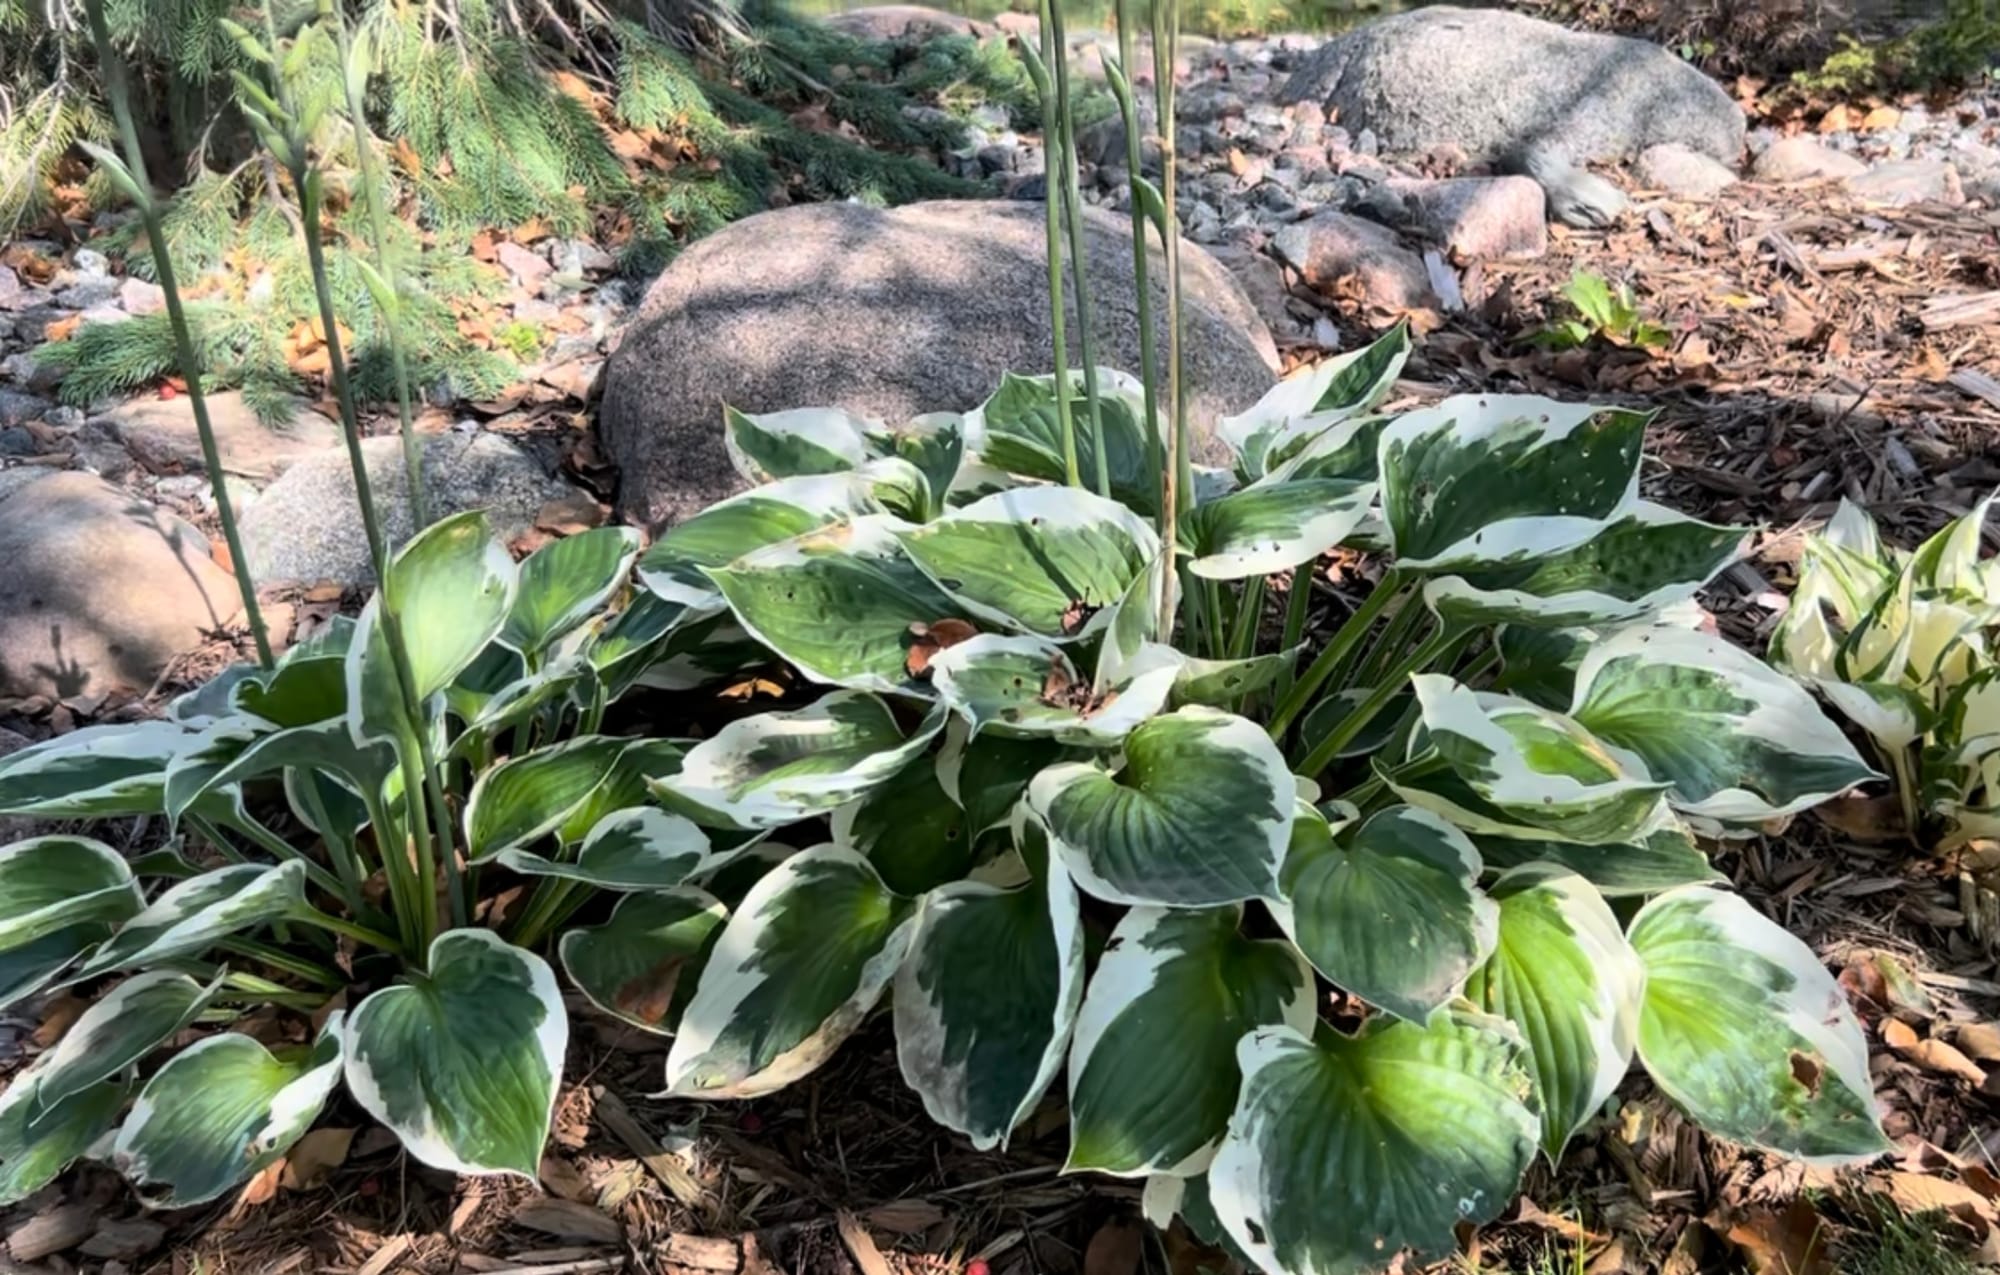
(1045, 0, 1110, 498)
(1019, 17, 1081, 490)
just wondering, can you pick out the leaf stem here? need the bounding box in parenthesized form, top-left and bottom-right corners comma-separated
(1152, 0, 1187, 631)
(1275, 565, 1315, 694)
(289, 904, 409, 959)
(218, 936, 344, 987)
(1266, 573, 1405, 740)
(1025, 10, 1080, 489)
(1227, 576, 1265, 661)
(1047, 2, 1109, 498)
(216, 810, 352, 903)
(1294, 626, 1470, 779)
(1106, 6, 1164, 525)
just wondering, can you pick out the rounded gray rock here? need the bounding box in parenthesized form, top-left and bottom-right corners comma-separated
(598, 199, 1280, 531)
(239, 432, 572, 586)
(1277, 6, 1744, 166)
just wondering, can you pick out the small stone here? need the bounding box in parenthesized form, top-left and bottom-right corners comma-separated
(1845, 158, 1963, 207)
(1753, 136, 1868, 182)
(71, 247, 110, 278)
(495, 240, 553, 289)
(553, 239, 616, 274)
(1395, 175, 1547, 260)
(55, 276, 119, 309)
(97, 391, 339, 483)
(1354, 127, 1379, 156)
(0, 426, 34, 457)
(1310, 315, 1341, 348)
(1270, 210, 1436, 312)
(118, 277, 165, 316)
(1, 352, 61, 393)
(1638, 142, 1739, 199)
(0, 388, 51, 427)
(1860, 105, 1902, 132)
(0, 265, 21, 308)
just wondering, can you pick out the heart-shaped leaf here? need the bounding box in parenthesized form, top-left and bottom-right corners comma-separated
(1067, 906, 1313, 1176)
(501, 527, 642, 655)
(636, 471, 887, 611)
(936, 724, 1075, 840)
(969, 371, 1159, 514)
(1471, 820, 1722, 896)
(560, 888, 728, 1036)
(465, 736, 633, 861)
(115, 1015, 345, 1207)
(32, 970, 220, 1110)
(1219, 325, 1409, 481)
(831, 757, 972, 895)
(725, 405, 886, 483)
(0, 721, 202, 818)
(929, 634, 1178, 745)
(1629, 886, 1888, 1164)
(0, 836, 141, 952)
(1274, 805, 1498, 1023)
(665, 846, 914, 1099)
(499, 806, 710, 890)
(346, 930, 567, 1177)
(653, 692, 941, 831)
(1465, 867, 1643, 1157)
(0, 1059, 127, 1205)
(1209, 1014, 1539, 1275)
(893, 857, 1084, 1150)
(1031, 708, 1290, 906)
(1179, 479, 1377, 581)
(74, 862, 307, 980)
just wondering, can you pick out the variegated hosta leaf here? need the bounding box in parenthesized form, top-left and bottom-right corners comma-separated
(1630, 886, 1888, 1164)
(498, 807, 711, 890)
(1380, 395, 1649, 572)
(1493, 624, 1590, 708)
(1219, 324, 1410, 481)
(1067, 906, 1313, 1176)
(348, 511, 519, 743)
(665, 845, 916, 1099)
(1395, 676, 1669, 844)
(1465, 867, 1643, 1157)
(234, 653, 348, 727)
(1173, 648, 1302, 709)
(725, 405, 886, 483)
(560, 888, 728, 1036)
(1422, 504, 1748, 629)
(1209, 1014, 1540, 1275)
(1179, 479, 1377, 581)
(169, 662, 265, 726)
(886, 413, 966, 519)
(830, 756, 970, 895)
(1031, 707, 1290, 906)
(31, 970, 219, 1110)
(464, 736, 632, 862)
(929, 635, 1177, 745)
(500, 527, 642, 656)
(165, 719, 396, 829)
(0, 721, 202, 818)
(0, 1056, 127, 1205)
(74, 861, 307, 980)
(936, 723, 1073, 839)
(897, 487, 1161, 639)
(1274, 805, 1497, 1023)
(348, 930, 566, 1177)
(654, 692, 940, 831)
(709, 514, 972, 694)
(893, 859, 1084, 1149)
(553, 739, 687, 847)
(1569, 626, 1878, 824)
(0, 836, 141, 952)
(638, 470, 888, 611)
(1263, 414, 1392, 485)
(1472, 819, 1722, 897)
(115, 1014, 345, 1207)
(1909, 490, 1995, 598)
(967, 370, 1159, 514)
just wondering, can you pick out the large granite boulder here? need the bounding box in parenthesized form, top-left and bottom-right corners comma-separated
(1278, 7, 1745, 167)
(0, 471, 240, 700)
(598, 199, 1280, 530)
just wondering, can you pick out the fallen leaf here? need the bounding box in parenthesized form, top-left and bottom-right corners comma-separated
(904, 617, 979, 679)
(865, 1199, 945, 1235)
(836, 1212, 894, 1275)
(1812, 793, 1907, 842)
(239, 1158, 285, 1207)
(282, 1126, 355, 1191)
(1956, 1022, 2000, 1063)
(540, 1155, 594, 1203)
(1083, 1218, 1144, 1275)
(1875, 1171, 1999, 1234)
(513, 1197, 624, 1245)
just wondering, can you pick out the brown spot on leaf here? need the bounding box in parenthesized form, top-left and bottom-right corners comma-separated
(1788, 1050, 1823, 1095)
(904, 618, 979, 679)
(613, 954, 690, 1027)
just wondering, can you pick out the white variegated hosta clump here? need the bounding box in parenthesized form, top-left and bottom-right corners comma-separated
(0, 329, 1889, 1275)
(1769, 493, 2000, 841)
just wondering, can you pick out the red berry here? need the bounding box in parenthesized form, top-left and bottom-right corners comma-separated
(740, 1112, 764, 1134)
(966, 1260, 990, 1275)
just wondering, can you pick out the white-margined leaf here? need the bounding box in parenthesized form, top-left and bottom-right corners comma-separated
(893, 857, 1083, 1149)
(1180, 479, 1378, 581)
(897, 487, 1160, 639)
(709, 514, 973, 694)
(347, 930, 566, 1177)
(1264, 414, 1392, 485)
(164, 719, 396, 827)
(637, 470, 889, 612)
(936, 723, 1075, 839)
(665, 845, 915, 1099)
(1209, 1014, 1539, 1275)
(830, 756, 971, 895)
(1274, 804, 1497, 1023)
(0, 721, 203, 818)
(653, 692, 941, 831)
(464, 736, 633, 861)
(1395, 676, 1669, 844)
(31, 970, 220, 1111)
(560, 887, 728, 1036)
(966, 370, 1160, 514)
(929, 634, 1177, 745)
(725, 405, 885, 483)
(1031, 707, 1290, 906)
(1570, 626, 1878, 824)
(1067, 906, 1312, 1176)
(73, 861, 307, 980)
(501, 527, 642, 656)
(1471, 818, 1722, 897)
(0, 1055, 127, 1205)
(115, 1014, 344, 1207)
(168, 662, 265, 726)
(1629, 886, 1888, 1165)
(498, 806, 710, 891)
(1422, 504, 1748, 628)
(348, 511, 519, 743)
(551, 739, 687, 848)
(0, 836, 141, 952)
(1465, 867, 1643, 1157)
(1219, 324, 1409, 481)
(885, 412, 966, 519)
(1172, 648, 1302, 709)
(1380, 396, 1649, 572)
(234, 653, 349, 726)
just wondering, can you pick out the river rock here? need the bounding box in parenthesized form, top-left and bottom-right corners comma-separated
(1638, 143, 1739, 198)
(599, 199, 1279, 530)
(1845, 158, 1964, 207)
(1753, 137, 1869, 182)
(823, 5, 994, 39)
(93, 392, 341, 482)
(1270, 211, 1437, 312)
(1395, 176, 1547, 260)
(0, 472, 239, 699)
(1277, 7, 1744, 167)
(239, 432, 571, 585)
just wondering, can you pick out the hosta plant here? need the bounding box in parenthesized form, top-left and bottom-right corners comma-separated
(0, 328, 1893, 1271)
(1770, 494, 2000, 844)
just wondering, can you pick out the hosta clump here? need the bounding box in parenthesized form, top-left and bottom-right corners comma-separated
(0, 329, 1890, 1273)
(1769, 494, 2000, 844)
